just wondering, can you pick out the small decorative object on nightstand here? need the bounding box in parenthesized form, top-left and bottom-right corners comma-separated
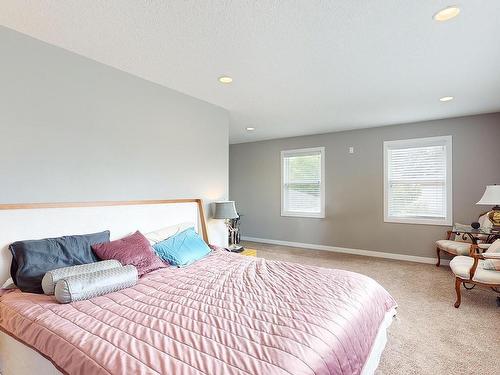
(213, 201, 244, 252)
(477, 185, 500, 229)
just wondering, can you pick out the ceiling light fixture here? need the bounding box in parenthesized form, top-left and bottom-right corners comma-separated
(433, 6, 460, 22)
(218, 76, 233, 84)
(245, 127, 255, 131)
(439, 96, 454, 102)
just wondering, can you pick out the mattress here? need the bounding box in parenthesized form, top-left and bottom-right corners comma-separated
(0, 250, 397, 375)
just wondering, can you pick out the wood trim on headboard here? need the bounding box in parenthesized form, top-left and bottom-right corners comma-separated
(0, 198, 210, 243)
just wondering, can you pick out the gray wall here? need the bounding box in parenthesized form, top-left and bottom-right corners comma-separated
(0, 27, 229, 244)
(230, 113, 500, 258)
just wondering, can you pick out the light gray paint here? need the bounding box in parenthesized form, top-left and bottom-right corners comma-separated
(0, 27, 229, 243)
(230, 113, 500, 258)
(2, 2, 500, 144)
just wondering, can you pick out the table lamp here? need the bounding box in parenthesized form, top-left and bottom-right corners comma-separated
(477, 185, 500, 229)
(213, 201, 243, 252)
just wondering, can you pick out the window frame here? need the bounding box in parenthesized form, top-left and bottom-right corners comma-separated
(280, 146, 325, 219)
(383, 135, 453, 226)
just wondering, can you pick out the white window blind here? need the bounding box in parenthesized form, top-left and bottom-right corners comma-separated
(384, 136, 452, 225)
(281, 147, 325, 218)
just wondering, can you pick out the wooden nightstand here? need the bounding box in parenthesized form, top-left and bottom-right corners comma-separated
(240, 248, 257, 257)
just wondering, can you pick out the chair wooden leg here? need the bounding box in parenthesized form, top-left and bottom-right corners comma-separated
(454, 277, 462, 308)
(436, 248, 441, 267)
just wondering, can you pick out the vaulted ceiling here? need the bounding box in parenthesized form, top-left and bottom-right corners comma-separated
(1, 1, 499, 143)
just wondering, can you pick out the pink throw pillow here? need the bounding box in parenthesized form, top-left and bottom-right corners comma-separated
(92, 231, 167, 276)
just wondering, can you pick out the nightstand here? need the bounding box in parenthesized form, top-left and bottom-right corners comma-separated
(240, 248, 257, 257)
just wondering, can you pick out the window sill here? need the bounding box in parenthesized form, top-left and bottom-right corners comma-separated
(281, 211, 325, 219)
(384, 217, 452, 226)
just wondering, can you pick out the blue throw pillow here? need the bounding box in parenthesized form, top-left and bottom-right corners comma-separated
(152, 227, 210, 266)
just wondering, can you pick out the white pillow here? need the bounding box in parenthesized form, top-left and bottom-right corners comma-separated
(483, 240, 500, 270)
(485, 239, 500, 254)
(42, 260, 122, 295)
(54, 265, 138, 304)
(1, 277, 17, 290)
(144, 222, 194, 245)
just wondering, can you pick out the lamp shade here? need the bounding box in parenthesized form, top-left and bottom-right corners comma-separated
(477, 185, 500, 205)
(213, 201, 238, 219)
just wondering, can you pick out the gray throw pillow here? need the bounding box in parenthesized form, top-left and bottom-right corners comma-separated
(9, 230, 110, 294)
(54, 265, 138, 304)
(42, 260, 122, 295)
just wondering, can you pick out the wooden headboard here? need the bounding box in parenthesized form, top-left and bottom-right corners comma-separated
(0, 199, 208, 285)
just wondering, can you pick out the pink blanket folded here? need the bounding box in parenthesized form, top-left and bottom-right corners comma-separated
(0, 250, 396, 375)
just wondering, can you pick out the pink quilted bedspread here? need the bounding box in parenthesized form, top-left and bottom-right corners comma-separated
(0, 250, 396, 375)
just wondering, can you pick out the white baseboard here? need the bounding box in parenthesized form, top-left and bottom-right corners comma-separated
(241, 236, 450, 266)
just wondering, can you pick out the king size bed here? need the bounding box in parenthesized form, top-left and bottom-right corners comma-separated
(0, 199, 396, 375)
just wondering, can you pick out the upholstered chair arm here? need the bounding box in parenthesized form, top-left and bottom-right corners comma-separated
(477, 243, 491, 252)
(468, 245, 484, 280)
(482, 252, 500, 260)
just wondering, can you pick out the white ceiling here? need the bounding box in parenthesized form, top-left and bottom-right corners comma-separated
(1, 1, 500, 144)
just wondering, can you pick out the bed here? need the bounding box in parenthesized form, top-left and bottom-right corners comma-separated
(0, 199, 396, 375)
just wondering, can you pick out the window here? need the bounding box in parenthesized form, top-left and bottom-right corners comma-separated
(281, 147, 325, 218)
(384, 136, 452, 226)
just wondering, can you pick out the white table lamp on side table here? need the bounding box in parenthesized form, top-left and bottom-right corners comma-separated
(213, 201, 243, 252)
(477, 185, 500, 229)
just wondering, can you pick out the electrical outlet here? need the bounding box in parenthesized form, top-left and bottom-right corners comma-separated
(349, 146, 354, 154)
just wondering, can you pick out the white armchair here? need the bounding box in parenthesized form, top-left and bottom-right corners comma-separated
(450, 240, 500, 308)
(435, 213, 491, 266)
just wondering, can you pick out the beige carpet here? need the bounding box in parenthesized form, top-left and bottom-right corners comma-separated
(243, 241, 500, 375)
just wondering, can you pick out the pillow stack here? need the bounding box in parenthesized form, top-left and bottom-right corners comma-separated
(54, 265, 138, 304)
(42, 259, 122, 294)
(41, 261, 138, 303)
(7, 223, 212, 301)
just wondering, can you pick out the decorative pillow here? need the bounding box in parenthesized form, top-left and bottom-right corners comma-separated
(54, 265, 138, 304)
(1, 278, 16, 290)
(42, 260, 122, 295)
(153, 227, 211, 266)
(144, 222, 194, 245)
(483, 240, 500, 270)
(92, 231, 166, 276)
(9, 231, 110, 294)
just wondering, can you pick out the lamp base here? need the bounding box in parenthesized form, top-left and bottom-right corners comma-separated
(227, 244, 244, 253)
(488, 206, 500, 228)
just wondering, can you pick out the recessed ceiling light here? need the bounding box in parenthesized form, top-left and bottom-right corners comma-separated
(218, 76, 233, 84)
(439, 96, 454, 102)
(245, 127, 255, 131)
(434, 6, 460, 22)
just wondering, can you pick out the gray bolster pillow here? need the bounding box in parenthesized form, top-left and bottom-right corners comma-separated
(42, 260, 122, 295)
(54, 265, 138, 304)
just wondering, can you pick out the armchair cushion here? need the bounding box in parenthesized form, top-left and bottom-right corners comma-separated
(436, 240, 471, 255)
(483, 240, 500, 270)
(483, 259, 500, 271)
(450, 256, 500, 284)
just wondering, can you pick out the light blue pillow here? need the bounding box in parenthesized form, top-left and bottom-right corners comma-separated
(152, 227, 211, 266)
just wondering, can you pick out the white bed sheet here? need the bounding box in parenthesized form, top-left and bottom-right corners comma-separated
(0, 331, 61, 375)
(361, 307, 397, 375)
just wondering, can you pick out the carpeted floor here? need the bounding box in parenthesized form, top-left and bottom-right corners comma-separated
(243, 241, 500, 375)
